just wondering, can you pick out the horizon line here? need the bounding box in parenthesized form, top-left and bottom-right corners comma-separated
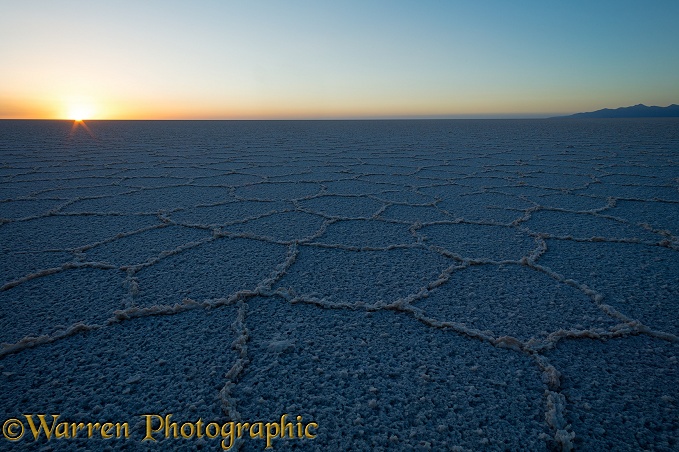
(0, 117, 559, 121)
(4, 104, 678, 121)
(3, 116, 679, 121)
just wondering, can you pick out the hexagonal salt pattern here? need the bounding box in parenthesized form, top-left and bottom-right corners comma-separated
(1, 119, 676, 451)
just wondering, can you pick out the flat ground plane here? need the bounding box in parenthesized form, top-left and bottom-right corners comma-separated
(0, 119, 677, 451)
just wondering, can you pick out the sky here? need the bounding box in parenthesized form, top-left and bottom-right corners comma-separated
(1, 0, 678, 119)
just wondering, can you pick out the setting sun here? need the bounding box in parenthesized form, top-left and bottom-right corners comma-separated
(67, 103, 95, 121)
(69, 110, 88, 121)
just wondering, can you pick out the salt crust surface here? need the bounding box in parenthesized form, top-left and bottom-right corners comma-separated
(0, 119, 677, 450)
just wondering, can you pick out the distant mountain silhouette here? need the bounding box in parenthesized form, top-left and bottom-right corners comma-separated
(552, 104, 679, 118)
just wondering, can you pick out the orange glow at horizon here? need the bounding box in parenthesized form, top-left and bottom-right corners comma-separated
(1, 88, 594, 120)
(2, 90, 665, 120)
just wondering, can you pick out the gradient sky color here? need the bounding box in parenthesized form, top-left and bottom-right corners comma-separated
(1, 0, 678, 119)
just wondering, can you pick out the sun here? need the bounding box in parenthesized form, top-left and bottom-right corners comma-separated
(67, 104, 94, 122)
(70, 109, 87, 121)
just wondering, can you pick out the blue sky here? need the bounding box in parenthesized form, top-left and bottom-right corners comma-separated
(1, 0, 678, 118)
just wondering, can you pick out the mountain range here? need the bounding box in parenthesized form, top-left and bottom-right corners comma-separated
(553, 104, 679, 118)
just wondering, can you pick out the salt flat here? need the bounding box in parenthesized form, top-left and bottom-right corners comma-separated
(0, 119, 677, 451)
